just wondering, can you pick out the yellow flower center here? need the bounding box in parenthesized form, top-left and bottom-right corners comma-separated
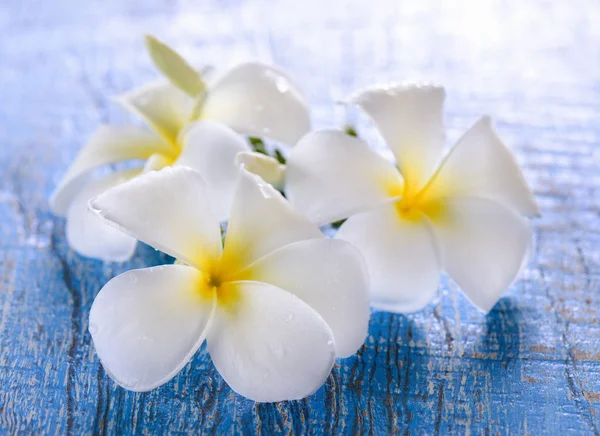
(146, 124, 191, 171)
(187, 239, 254, 313)
(194, 264, 243, 312)
(384, 166, 450, 224)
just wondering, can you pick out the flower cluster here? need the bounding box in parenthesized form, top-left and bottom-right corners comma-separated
(51, 36, 537, 402)
(286, 84, 538, 313)
(50, 35, 309, 261)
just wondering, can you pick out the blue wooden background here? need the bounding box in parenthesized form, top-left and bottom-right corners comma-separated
(1, 0, 599, 434)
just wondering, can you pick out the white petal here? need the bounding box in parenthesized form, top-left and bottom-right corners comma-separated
(89, 265, 215, 392)
(286, 130, 402, 225)
(234, 239, 370, 357)
(221, 168, 322, 274)
(336, 203, 441, 313)
(144, 35, 206, 98)
(207, 281, 335, 402)
(175, 120, 250, 221)
(425, 117, 539, 216)
(89, 167, 222, 270)
(235, 151, 285, 190)
(431, 197, 532, 313)
(347, 83, 445, 193)
(116, 81, 195, 146)
(202, 62, 310, 145)
(66, 170, 140, 262)
(50, 125, 170, 216)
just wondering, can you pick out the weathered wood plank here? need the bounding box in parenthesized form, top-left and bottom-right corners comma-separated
(0, 0, 599, 433)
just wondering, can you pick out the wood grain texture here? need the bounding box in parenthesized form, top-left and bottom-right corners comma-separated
(1, 0, 599, 434)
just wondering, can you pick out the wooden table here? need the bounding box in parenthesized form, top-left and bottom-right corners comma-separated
(1, 0, 599, 433)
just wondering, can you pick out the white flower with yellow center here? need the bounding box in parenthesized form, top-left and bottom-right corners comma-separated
(50, 35, 309, 262)
(87, 166, 370, 402)
(286, 83, 539, 313)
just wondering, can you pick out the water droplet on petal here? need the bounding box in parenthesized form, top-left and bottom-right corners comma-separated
(89, 323, 99, 335)
(285, 313, 294, 322)
(275, 76, 290, 93)
(272, 343, 286, 358)
(89, 203, 102, 214)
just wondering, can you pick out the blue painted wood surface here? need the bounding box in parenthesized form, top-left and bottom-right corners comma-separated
(1, 0, 599, 433)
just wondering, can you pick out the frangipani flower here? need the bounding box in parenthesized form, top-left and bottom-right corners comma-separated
(87, 166, 370, 401)
(286, 84, 539, 313)
(50, 35, 310, 261)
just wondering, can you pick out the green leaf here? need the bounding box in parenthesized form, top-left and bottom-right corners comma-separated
(145, 34, 205, 98)
(331, 219, 347, 229)
(274, 148, 287, 165)
(344, 124, 358, 137)
(248, 137, 268, 155)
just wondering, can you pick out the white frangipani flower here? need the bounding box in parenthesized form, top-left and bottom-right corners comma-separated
(286, 83, 539, 314)
(87, 166, 370, 401)
(50, 35, 310, 262)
